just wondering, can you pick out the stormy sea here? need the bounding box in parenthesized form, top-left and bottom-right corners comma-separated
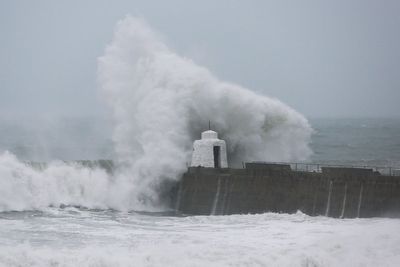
(1, 17, 399, 266)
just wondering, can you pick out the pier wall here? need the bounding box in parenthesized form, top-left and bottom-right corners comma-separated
(174, 163, 400, 218)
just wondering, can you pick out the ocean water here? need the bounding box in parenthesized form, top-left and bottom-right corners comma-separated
(0, 209, 399, 267)
(310, 117, 400, 168)
(0, 117, 399, 266)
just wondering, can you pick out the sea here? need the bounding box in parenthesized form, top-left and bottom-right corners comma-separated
(0, 117, 399, 267)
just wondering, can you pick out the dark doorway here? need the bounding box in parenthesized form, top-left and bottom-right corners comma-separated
(213, 146, 220, 168)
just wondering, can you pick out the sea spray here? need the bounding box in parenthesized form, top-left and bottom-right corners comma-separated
(0, 16, 312, 212)
(0, 151, 109, 212)
(0, 151, 152, 212)
(97, 16, 312, 209)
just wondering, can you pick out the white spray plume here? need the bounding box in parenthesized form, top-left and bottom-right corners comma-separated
(98, 16, 312, 174)
(0, 16, 312, 212)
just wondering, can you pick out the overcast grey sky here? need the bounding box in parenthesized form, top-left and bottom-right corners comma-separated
(1, 0, 399, 118)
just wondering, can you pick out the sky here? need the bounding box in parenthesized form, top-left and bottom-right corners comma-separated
(1, 0, 399, 119)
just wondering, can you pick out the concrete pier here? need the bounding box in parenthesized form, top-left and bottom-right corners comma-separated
(174, 163, 400, 218)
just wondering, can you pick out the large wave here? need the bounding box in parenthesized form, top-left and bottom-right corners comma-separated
(0, 152, 132, 212)
(98, 15, 312, 180)
(0, 16, 312, 212)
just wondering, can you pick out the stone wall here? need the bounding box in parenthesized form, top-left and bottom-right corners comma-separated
(174, 163, 400, 218)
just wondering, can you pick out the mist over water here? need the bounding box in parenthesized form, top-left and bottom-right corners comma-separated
(0, 116, 114, 162)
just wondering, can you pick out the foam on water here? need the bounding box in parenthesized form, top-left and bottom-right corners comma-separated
(0, 209, 399, 267)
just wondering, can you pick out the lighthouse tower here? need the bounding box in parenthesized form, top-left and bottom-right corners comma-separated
(190, 130, 228, 168)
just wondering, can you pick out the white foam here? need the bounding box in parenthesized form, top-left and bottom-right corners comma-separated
(0, 211, 399, 267)
(0, 151, 149, 212)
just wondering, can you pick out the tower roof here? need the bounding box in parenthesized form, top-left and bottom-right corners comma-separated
(201, 130, 218, 139)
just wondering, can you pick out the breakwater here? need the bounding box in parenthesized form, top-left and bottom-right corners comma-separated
(174, 163, 400, 218)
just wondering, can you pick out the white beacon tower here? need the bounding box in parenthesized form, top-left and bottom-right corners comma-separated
(190, 129, 228, 168)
